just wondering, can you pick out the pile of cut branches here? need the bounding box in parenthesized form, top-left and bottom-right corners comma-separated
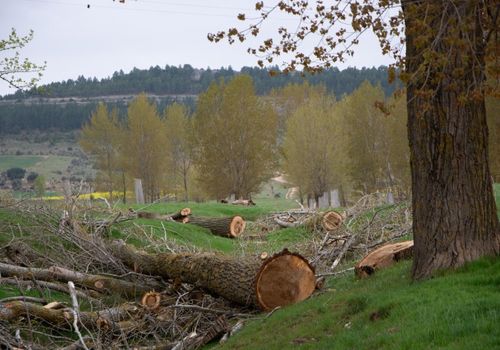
(0, 202, 315, 349)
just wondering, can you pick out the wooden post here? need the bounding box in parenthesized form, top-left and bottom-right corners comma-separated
(330, 189, 341, 208)
(134, 179, 144, 204)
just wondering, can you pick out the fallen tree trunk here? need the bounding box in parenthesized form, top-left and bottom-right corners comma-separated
(185, 216, 245, 238)
(274, 210, 343, 232)
(110, 241, 316, 310)
(355, 240, 414, 278)
(0, 262, 156, 298)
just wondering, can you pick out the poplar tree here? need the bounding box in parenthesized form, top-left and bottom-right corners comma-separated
(123, 94, 169, 203)
(193, 75, 278, 199)
(79, 103, 121, 200)
(283, 92, 341, 206)
(164, 102, 193, 201)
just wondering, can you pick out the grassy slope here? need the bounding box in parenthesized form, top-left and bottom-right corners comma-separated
(218, 257, 500, 350)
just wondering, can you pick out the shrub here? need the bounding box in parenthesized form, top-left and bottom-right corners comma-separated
(6, 167, 26, 180)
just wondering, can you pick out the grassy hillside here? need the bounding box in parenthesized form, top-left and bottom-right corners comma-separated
(217, 257, 500, 350)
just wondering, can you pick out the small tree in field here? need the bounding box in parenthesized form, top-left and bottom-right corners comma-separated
(34, 175, 45, 197)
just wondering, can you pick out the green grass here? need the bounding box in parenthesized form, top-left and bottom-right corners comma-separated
(217, 257, 500, 350)
(127, 197, 298, 222)
(29, 155, 73, 180)
(0, 155, 43, 171)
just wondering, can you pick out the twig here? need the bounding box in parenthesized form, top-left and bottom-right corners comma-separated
(330, 234, 357, 270)
(167, 304, 252, 318)
(67, 281, 89, 350)
(316, 267, 355, 277)
(0, 296, 46, 304)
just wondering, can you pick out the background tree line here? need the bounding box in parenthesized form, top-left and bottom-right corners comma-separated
(0, 66, 402, 134)
(81, 75, 500, 205)
(2, 65, 398, 100)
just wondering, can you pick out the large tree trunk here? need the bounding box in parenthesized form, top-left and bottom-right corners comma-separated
(402, 1, 500, 279)
(110, 241, 316, 310)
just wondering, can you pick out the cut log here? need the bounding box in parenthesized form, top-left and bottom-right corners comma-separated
(185, 216, 245, 238)
(137, 208, 191, 222)
(321, 211, 343, 231)
(141, 291, 162, 310)
(355, 240, 414, 278)
(231, 199, 256, 206)
(110, 241, 316, 310)
(170, 207, 192, 221)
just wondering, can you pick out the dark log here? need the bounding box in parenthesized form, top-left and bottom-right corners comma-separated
(185, 216, 245, 238)
(0, 262, 156, 298)
(110, 241, 316, 310)
(355, 240, 414, 278)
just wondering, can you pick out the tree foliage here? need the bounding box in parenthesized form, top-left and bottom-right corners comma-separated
(0, 28, 46, 90)
(164, 102, 193, 201)
(122, 94, 169, 203)
(193, 75, 278, 199)
(5, 167, 26, 181)
(283, 89, 340, 204)
(79, 103, 122, 200)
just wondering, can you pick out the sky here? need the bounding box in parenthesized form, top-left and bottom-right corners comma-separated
(0, 0, 395, 96)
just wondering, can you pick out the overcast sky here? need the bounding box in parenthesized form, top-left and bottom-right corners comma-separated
(1, 0, 395, 96)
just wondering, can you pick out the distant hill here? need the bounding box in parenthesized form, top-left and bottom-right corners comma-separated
(0, 65, 399, 133)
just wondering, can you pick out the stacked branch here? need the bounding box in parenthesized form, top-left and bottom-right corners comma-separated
(185, 216, 246, 238)
(0, 262, 159, 299)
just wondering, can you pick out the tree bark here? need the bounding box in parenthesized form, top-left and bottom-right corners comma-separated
(402, 1, 500, 279)
(109, 241, 316, 310)
(185, 216, 246, 238)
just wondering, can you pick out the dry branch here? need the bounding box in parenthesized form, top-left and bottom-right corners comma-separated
(0, 262, 157, 298)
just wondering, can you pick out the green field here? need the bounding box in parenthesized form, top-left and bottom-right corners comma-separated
(0, 154, 76, 181)
(0, 155, 44, 171)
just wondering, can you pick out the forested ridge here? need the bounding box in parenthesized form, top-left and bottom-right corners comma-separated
(0, 65, 397, 133)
